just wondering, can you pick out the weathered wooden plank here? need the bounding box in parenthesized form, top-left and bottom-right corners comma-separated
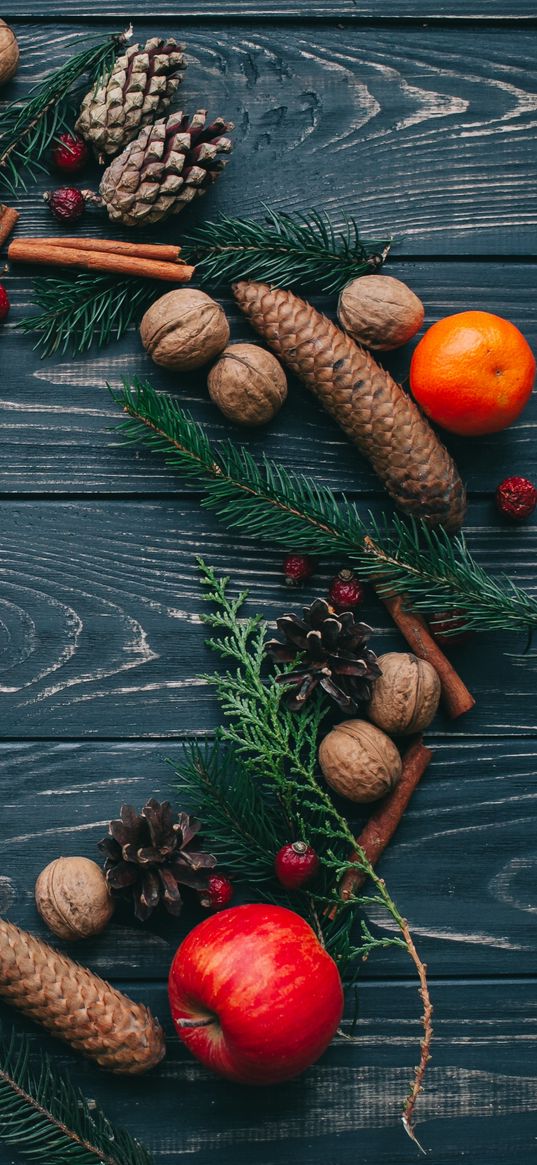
(2, 979, 537, 1163)
(0, 499, 535, 737)
(3, 262, 537, 495)
(1, 737, 536, 979)
(3, 25, 537, 254)
(5, 4, 537, 18)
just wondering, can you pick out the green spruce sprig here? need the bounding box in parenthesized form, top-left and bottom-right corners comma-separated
(182, 207, 391, 293)
(169, 562, 432, 1144)
(20, 273, 160, 358)
(0, 29, 127, 195)
(0, 1025, 152, 1165)
(114, 379, 537, 637)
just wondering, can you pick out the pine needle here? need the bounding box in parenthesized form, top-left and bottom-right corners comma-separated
(113, 379, 537, 637)
(0, 1025, 153, 1165)
(182, 206, 391, 293)
(0, 29, 127, 195)
(20, 273, 160, 357)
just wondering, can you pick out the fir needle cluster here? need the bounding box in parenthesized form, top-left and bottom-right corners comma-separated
(114, 379, 537, 637)
(0, 1026, 153, 1165)
(20, 273, 160, 357)
(183, 207, 391, 293)
(0, 30, 126, 195)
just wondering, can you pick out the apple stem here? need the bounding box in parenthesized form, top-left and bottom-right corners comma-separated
(176, 1016, 216, 1029)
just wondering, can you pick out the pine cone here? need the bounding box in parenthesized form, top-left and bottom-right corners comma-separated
(99, 799, 217, 921)
(0, 918, 165, 1074)
(98, 110, 233, 227)
(267, 598, 381, 713)
(76, 37, 186, 162)
(233, 281, 467, 533)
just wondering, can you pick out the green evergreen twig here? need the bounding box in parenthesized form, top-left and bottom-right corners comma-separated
(0, 29, 127, 195)
(20, 273, 160, 358)
(113, 379, 537, 637)
(0, 1025, 152, 1165)
(182, 207, 391, 293)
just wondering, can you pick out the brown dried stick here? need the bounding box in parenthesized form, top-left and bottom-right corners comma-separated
(333, 737, 433, 914)
(378, 591, 475, 718)
(41, 237, 183, 262)
(233, 280, 467, 533)
(0, 204, 19, 248)
(8, 239, 194, 283)
(0, 917, 166, 1074)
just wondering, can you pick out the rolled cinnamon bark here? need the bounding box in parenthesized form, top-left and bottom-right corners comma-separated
(8, 239, 194, 283)
(41, 237, 183, 262)
(0, 204, 19, 248)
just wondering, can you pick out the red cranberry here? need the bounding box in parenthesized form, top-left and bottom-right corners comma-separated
(0, 285, 10, 322)
(51, 133, 89, 175)
(283, 554, 315, 586)
(275, 842, 320, 889)
(201, 874, 233, 910)
(328, 569, 365, 612)
(44, 187, 86, 224)
(496, 476, 537, 522)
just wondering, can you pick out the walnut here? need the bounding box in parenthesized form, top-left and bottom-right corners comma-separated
(318, 719, 402, 803)
(140, 289, 230, 371)
(208, 343, 287, 426)
(35, 856, 114, 941)
(0, 20, 19, 86)
(338, 274, 425, 351)
(367, 651, 440, 735)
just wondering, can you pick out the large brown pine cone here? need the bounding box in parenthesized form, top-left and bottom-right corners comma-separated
(233, 281, 467, 533)
(99, 110, 233, 227)
(76, 37, 186, 162)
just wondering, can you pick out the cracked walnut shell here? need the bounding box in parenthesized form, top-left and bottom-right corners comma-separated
(0, 20, 19, 85)
(338, 274, 425, 351)
(208, 343, 287, 425)
(140, 289, 230, 371)
(35, 856, 114, 941)
(367, 651, 441, 735)
(319, 719, 402, 803)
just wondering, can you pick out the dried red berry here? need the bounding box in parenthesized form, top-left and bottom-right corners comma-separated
(283, 554, 315, 586)
(496, 476, 537, 522)
(429, 609, 473, 648)
(274, 842, 320, 890)
(0, 285, 10, 322)
(201, 874, 233, 910)
(44, 187, 86, 224)
(51, 133, 89, 175)
(328, 569, 365, 612)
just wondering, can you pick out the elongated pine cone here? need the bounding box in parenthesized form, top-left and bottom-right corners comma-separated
(233, 281, 466, 532)
(76, 37, 186, 162)
(0, 917, 165, 1074)
(99, 110, 234, 227)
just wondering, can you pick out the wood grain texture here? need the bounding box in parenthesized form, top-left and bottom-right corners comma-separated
(3, 25, 537, 254)
(1, 738, 535, 979)
(3, 264, 537, 495)
(2, 979, 537, 1164)
(6, 3, 537, 20)
(0, 499, 535, 737)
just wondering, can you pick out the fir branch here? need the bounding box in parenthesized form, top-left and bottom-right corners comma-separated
(182, 207, 391, 293)
(0, 1026, 152, 1165)
(113, 379, 537, 637)
(0, 29, 127, 195)
(20, 273, 160, 357)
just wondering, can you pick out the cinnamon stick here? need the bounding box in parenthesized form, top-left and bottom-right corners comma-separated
(8, 240, 194, 283)
(331, 737, 433, 915)
(376, 590, 475, 719)
(0, 204, 19, 249)
(41, 237, 183, 263)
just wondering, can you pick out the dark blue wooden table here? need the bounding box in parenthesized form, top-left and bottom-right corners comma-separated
(1, 3, 536, 1162)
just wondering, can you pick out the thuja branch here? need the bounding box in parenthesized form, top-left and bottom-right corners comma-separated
(0, 29, 127, 194)
(113, 380, 537, 637)
(182, 207, 391, 294)
(0, 1026, 153, 1165)
(186, 562, 432, 1140)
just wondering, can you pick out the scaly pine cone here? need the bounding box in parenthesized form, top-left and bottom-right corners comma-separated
(76, 37, 186, 162)
(233, 281, 466, 532)
(0, 917, 165, 1074)
(99, 110, 233, 227)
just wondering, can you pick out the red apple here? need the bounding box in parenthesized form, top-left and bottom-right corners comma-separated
(168, 903, 343, 1085)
